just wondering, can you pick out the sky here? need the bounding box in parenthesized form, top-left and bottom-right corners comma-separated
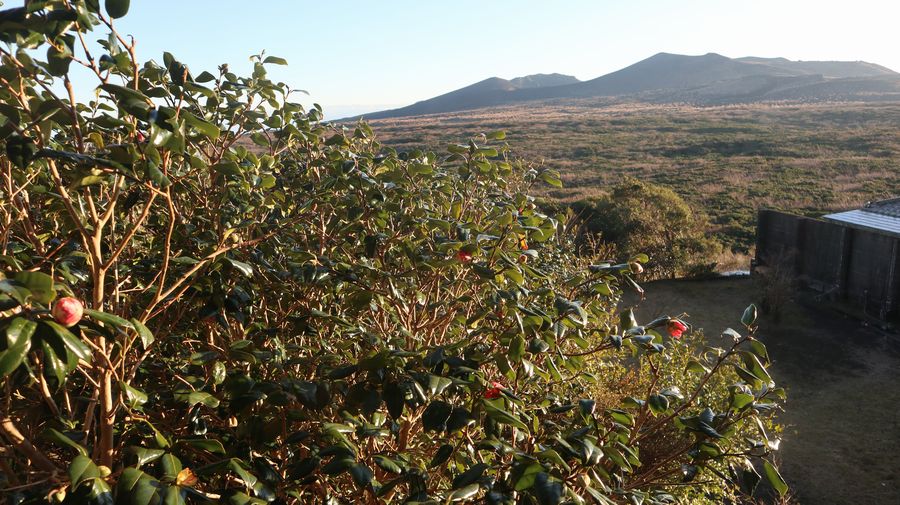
(70, 0, 900, 118)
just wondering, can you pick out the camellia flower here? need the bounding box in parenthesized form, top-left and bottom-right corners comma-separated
(456, 249, 473, 263)
(52, 297, 84, 327)
(667, 319, 687, 339)
(483, 381, 504, 399)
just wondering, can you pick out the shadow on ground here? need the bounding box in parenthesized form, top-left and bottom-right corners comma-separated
(625, 276, 900, 505)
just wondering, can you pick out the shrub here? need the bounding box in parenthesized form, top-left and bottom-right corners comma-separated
(0, 2, 784, 503)
(571, 178, 723, 279)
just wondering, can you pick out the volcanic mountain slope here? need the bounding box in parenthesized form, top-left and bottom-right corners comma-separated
(361, 73, 579, 118)
(357, 53, 900, 119)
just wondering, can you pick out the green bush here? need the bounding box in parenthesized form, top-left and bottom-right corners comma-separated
(571, 178, 723, 279)
(0, 2, 784, 503)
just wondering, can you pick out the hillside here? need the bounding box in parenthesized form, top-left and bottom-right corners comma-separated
(358, 53, 900, 119)
(363, 73, 579, 118)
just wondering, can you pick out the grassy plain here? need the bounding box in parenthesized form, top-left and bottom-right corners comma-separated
(365, 100, 900, 251)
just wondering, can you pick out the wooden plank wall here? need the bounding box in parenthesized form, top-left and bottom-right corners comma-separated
(756, 210, 900, 322)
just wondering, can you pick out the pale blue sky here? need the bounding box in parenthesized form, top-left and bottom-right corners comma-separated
(76, 0, 900, 117)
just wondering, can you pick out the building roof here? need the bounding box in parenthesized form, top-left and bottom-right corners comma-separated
(824, 198, 900, 238)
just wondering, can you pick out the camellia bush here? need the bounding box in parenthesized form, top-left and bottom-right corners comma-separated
(0, 1, 786, 504)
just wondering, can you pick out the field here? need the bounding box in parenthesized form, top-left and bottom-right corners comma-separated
(626, 277, 900, 505)
(365, 100, 900, 251)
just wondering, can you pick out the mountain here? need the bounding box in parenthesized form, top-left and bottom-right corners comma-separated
(361, 73, 579, 118)
(508, 73, 580, 89)
(355, 53, 900, 119)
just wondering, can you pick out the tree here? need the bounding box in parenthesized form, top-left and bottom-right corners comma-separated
(0, 2, 784, 503)
(572, 178, 723, 279)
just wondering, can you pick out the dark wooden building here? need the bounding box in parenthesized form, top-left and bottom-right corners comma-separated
(755, 198, 900, 324)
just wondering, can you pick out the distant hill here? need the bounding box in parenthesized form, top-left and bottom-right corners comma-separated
(359, 73, 579, 118)
(355, 53, 900, 119)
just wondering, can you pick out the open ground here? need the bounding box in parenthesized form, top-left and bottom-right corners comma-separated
(366, 100, 900, 251)
(626, 277, 900, 505)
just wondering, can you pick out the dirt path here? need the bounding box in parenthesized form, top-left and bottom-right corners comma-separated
(626, 277, 900, 504)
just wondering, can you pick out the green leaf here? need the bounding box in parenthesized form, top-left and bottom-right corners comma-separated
(146, 162, 171, 188)
(508, 335, 526, 362)
(373, 455, 403, 475)
(224, 257, 253, 277)
(513, 462, 544, 491)
(452, 463, 487, 489)
(619, 308, 638, 331)
(686, 359, 710, 374)
(0, 317, 35, 376)
(748, 338, 769, 363)
(84, 309, 134, 331)
(533, 472, 563, 504)
(100, 83, 148, 103)
(212, 161, 241, 177)
(195, 71, 216, 83)
(763, 460, 788, 497)
(42, 321, 92, 362)
(104, 0, 130, 18)
(183, 112, 220, 140)
(120, 381, 148, 409)
(42, 428, 88, 456)
(163, 485, 185, 505)
(128, 446, 166, 467)
(0, 279, 31, 305)
(730, 392, 755, 411)
(321, 457, 353, 476)
(69, 454, 102, 487)
(741, 304, 758, 327)
(173, 390, 220, 408)
(47, 45, 73, 77)
(181, 438, 226, 454)
(648, 394, 669, 415)
(449, 483, 480, 501)
(40, 337, 75, 385)
(422, 400, 452, 432)
(429, 444, 454, 468)
(160, 453, 182, 480)
(539, 170, 563, 188)
(131, 318, 154, 349)
(14, 271, 56, 304)
(349, 463, 373, 489)
(483, 403, 529, 432)
(5, 135, 38, 170)
(262, 56, 288, 65)
(606, 409, 634, 427)
(116, 467, 162, 504)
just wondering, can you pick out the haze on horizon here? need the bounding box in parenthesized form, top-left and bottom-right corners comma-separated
(94, 0, 899, 118)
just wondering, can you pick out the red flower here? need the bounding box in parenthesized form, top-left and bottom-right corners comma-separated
(52, 297, 84, 327)
(456, 249, 473, 263)
(483, 381, 503, 399)
(667, 320, 687, 339)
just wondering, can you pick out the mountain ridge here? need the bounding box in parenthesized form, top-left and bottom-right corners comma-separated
(353, 53, 900, 120)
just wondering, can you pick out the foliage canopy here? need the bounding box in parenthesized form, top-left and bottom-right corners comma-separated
(572, 178, 723, 279)
(0, 2, 784, 503)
